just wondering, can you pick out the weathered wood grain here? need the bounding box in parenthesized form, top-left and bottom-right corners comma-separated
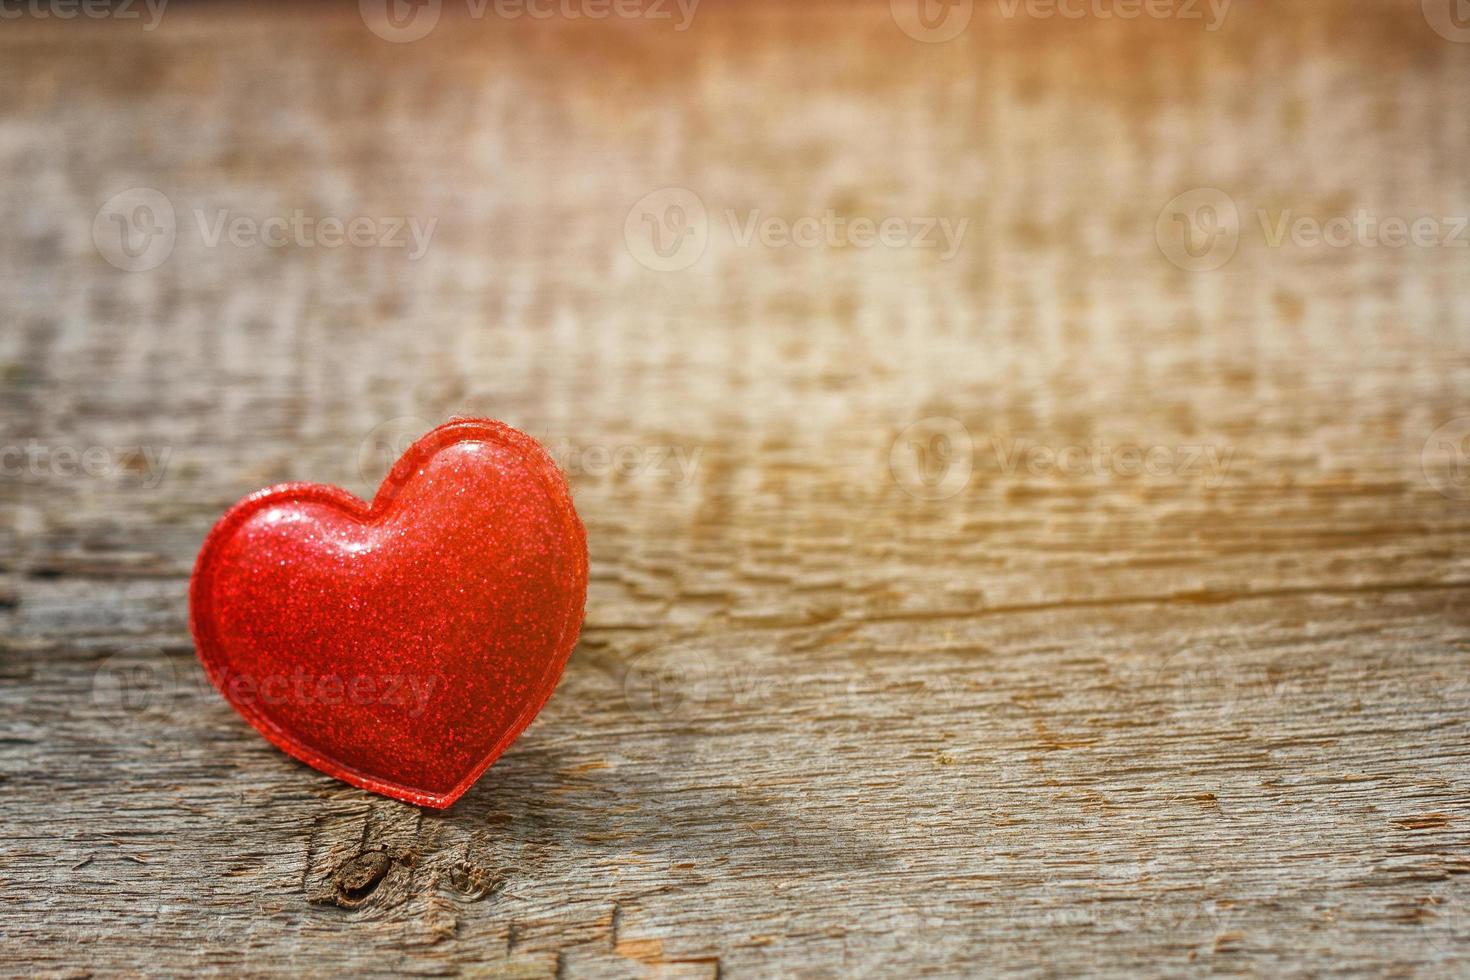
(2, 0, 1469, 975)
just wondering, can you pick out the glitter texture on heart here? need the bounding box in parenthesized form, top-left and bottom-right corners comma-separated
(188, 418, 588, 808)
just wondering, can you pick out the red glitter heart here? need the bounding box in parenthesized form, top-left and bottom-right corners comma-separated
(189, 418, 588, 808)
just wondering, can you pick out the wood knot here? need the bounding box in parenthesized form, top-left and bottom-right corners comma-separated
(334, 850, 392, 906)
(446, 861, 502, 901)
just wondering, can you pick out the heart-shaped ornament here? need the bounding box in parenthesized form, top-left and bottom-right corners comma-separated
(189, 418, 588, 808)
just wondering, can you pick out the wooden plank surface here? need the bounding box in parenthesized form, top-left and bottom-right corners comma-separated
(2, 0, 1469, 974)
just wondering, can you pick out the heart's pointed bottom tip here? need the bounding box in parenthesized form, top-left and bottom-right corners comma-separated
(305, 757, 478, 809)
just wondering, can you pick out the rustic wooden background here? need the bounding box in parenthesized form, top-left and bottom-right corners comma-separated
(3, 0, 1469, 974)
